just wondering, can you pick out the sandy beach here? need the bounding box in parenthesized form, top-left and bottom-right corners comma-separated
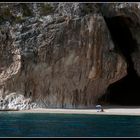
(10, 106, 140, 116)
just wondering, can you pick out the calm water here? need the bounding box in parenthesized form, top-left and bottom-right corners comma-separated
(0, 112, 140, 137)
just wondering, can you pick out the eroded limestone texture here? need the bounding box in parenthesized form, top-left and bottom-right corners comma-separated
(0, 3, 133, 109)
(0, 92, 38, 110)
(100, 3, 140, 76)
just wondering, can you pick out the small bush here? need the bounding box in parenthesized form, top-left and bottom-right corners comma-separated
(0, 8, 15, 23)
(40, 4, 54, 16)
(2, 8, 12, 18)
(14, 16, 25, 23)
(20, 3, 33, 17)
(0, 16, 4, 23)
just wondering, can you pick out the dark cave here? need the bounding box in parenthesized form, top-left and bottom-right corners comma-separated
(98, 16, 140, 105)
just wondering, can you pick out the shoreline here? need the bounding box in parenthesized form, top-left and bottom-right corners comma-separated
(3, 106, 140, 116)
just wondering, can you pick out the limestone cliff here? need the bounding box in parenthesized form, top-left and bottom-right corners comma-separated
(1, 3, 139, 109)
(100, 3, 140, 76)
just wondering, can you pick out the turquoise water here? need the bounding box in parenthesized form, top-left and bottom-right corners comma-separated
(0, 112, 140, 137)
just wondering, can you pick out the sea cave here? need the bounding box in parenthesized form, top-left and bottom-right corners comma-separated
(98, 16, 140, 105)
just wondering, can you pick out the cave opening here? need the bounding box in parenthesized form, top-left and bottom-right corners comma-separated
(98, 16, 140, 105)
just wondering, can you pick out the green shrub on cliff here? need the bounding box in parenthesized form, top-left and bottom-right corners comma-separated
(40, 3, 54, 16)
(14, 16, 25, 23)
(1, 8, 11, 18)
(20, 3, 33, 17)
(0, 7, 15, 23)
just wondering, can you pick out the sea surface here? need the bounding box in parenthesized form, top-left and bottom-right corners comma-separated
(0, 112, 140, 137)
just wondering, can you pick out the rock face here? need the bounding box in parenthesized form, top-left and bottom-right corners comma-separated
(2, 3, 139, 109)
(0, 93, 38, 110)
(100, 3, 140, 76)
